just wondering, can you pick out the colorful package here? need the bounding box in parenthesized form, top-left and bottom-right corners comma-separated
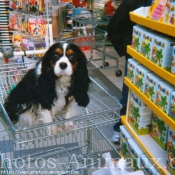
(28, 17, 46, 36)
(171, 46, 175, 75)
(120, 125, 133, 158)
(169, 91, 175, 120)
(127, 91, 152, 135)
(134, 64, 152, 93)
(148, 0, 166, 22)
(132, 25, 147, 53)
(140, 30, 155, 60)
(151, 34, 175, 72)
(150, 113, 169, 150)
(163, 2, 175, 25)
(155, 80, 175, 115)
(127, 138, 144, 171)
(139, 154, 160, 175)
(145, 72, 163, 103)
(127, 58, 141, 84)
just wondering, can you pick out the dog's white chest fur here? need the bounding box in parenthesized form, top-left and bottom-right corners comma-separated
(51, 76, 72, 117)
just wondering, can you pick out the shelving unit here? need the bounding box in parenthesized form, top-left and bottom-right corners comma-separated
(127, 46, 175, 86)
(124, 77, 175, 131)
(122, 116, 167, 175)
(129, 11, 175, 37)
(121, 8, 175, 175)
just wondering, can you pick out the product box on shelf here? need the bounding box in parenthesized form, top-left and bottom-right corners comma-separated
(150, 113, 169, 151)
(145, 72, 163, 103)
(127, 58, 141, 84)
(148, 0, 166, 22)
(132, 25, 147, 53)
(166, 127, 175, 175)
(169, 91, 175, 120)
(134, 64, 152, 93)
(127, 138, 144, 171)
(155, 80, 175, 115)
(120, 125, 133, 158)
(151, 34, 175, 72)
(171, 46, 175, 75)
(139, 154, 160, 175)
(127, 91, 152, 135)
(140, 29, 155, 60)
(163, 2, 175, 26)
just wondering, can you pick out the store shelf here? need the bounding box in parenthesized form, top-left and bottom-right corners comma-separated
(130, 11, 175, 37)
(121, 115, 168, 175)
(127, 45, 175, 86)
(124, 77, 175, 131)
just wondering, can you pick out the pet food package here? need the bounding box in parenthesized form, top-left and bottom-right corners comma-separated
(169, 91, 175, 120)
(150, 113, 169, 150)
(134, 64, 152, 93)
(166, 127, 175, 174)
(140, 29, 155, 60)
(120, 125, 133, 158)
(145, 72, 163, 103)
(151, 34, 175, 72)
(127, 138, 144, 171)
(163, 2, 175, 25)
(132, 25, 148, 53)
(127, 91, 152, 135)
(171, 46, 175, 75)
(155, 80, 175, 115)
(127, 58, 141, 84)
(139, 154, 160, 175)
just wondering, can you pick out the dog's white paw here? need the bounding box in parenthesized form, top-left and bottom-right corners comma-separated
(57, 126, 63, 133)
(64, 121, 74, 131)
(46, 125, 58, 135)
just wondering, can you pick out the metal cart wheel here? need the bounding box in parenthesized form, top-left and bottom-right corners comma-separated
(104, 61, 109, 67)
(115, 69, 122, 77)
(100, 61, 109, 68)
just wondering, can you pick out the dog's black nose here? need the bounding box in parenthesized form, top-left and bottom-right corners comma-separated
(59, 62, 67, 69)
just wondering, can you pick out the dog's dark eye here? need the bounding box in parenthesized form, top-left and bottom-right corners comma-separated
(69, 55, 74, 62)
(54, 53, 59, 58)
(52, 53, 61, 61)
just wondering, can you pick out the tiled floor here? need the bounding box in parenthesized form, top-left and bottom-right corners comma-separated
(84, 45, 126, 91)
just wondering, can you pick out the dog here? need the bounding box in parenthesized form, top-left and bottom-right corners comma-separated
(4, 42, 91, 134)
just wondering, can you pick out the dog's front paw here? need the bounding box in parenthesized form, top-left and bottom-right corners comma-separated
(64, 121, 74, 131)
(75, 93, 90, 107)
(46, 125, 58, 135)
(57, 126, 63, 133)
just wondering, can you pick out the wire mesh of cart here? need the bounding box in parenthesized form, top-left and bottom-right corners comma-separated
(0, 61, 122, 146)
(0, 124, 121, 175)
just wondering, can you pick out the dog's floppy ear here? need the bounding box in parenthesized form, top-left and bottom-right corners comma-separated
(36, 44, 58, 109)
(41, 43, 56, 74)
(71, 44, 91, 107)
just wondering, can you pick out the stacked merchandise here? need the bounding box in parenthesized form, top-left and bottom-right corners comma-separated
(8, 0, 73, 59)
(126, 21, 175, 173)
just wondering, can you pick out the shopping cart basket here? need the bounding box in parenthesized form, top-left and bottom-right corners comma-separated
(0, 61, 122, 145)
(0, 125, 121, 175)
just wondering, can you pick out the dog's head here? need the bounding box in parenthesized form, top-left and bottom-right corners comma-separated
(38, 42, 91, 107)
(38, 42, 89, 77)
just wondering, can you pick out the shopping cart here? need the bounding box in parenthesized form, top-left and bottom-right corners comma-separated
(0, 125, 121, 175)
(0, 60, 122, 174)
(63, 12, 122, 77)
(0, 61, 121, 146)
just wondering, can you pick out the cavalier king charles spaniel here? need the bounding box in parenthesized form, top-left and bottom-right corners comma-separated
(4, 42, 91, 134)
